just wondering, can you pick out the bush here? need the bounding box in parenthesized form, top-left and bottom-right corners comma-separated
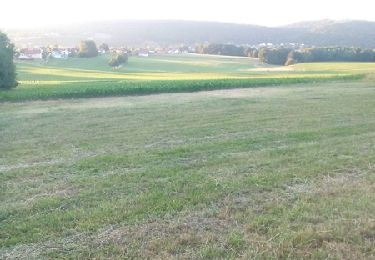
(108, 53, 128, 67)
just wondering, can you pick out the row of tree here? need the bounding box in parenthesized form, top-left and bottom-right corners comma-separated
(196, 43, 259, 57)
(195, 43, 375, 66)
(259, 47, 375, 65)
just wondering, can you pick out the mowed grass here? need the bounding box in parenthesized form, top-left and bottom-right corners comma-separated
(1, 76, 375, 258)
(0, 54, 365, 101)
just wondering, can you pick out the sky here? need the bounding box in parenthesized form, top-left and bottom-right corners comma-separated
(1, 0, 375, 29)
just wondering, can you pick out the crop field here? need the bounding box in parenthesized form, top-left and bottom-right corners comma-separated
(1, 55, 375, 258)
(0, 54, 364, 101)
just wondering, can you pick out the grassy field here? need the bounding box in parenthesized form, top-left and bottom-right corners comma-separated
(1, 55, 375, 258)
(0, 54, 364, 101)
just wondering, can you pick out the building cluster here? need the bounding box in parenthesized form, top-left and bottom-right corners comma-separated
(16, 44, 196, 61)
(16, 47, 77, 60)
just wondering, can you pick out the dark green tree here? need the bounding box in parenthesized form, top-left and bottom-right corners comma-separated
(258, 48, 292, 65)
(117, 53, 128, 64)
(78, 40, 98, 58)
(0, 31, 17, 89)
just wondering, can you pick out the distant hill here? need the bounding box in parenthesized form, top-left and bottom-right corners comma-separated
(5, 19, 375, 48)
(284, 20, 375, 47)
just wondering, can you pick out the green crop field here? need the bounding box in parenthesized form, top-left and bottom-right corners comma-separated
(1, 54, 375, 258)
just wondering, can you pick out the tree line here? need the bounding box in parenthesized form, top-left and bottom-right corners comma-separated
(259, 47, 375, 66)
(195, 43, 375, 66)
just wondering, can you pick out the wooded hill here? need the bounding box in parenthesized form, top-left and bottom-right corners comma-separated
(5, 19, 375, 48)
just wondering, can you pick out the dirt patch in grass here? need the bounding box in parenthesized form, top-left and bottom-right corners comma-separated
(286, 169, 367, 195)
(24, 186, 79, 204)
(0, 159, 64, 172)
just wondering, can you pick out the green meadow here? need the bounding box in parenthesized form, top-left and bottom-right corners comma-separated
(1, 54, 375, 258)
(0, 54, 364, 101)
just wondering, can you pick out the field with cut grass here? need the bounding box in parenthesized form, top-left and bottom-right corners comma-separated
(1, 55, 375, 258)
(0, 54, 365, 101)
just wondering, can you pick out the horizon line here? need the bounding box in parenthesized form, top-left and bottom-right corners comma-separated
(2, 18, 375, 31)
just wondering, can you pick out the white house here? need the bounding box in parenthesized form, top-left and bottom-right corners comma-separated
(51, 50, 68, 59)
(138, 51, 149, 57)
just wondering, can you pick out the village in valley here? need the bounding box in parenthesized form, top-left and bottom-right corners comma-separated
(15, 44, 196, 62)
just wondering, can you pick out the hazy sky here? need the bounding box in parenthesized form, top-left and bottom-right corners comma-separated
(1, 0, 374, 29)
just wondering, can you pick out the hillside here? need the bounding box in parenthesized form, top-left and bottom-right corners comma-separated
(285, 20, 375, 47)
(5, 19, 375, 48)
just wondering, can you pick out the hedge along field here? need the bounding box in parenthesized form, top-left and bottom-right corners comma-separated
(0, 54, 368, 101)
